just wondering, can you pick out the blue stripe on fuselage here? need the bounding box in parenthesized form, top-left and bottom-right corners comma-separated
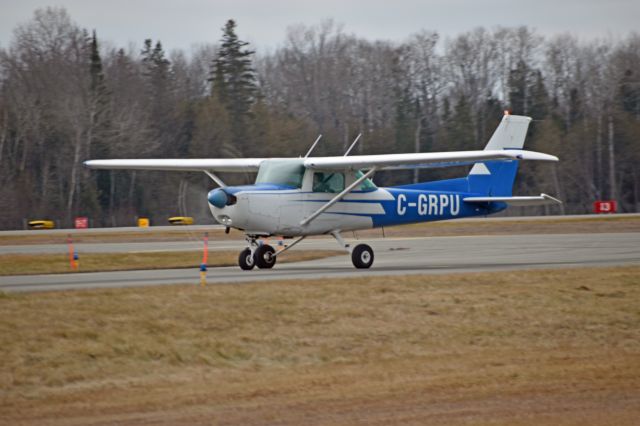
(371, 188, 507, 228)
(222, 183, 296, 195)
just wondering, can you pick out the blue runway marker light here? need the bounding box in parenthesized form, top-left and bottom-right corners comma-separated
(73, 252, 78, 261)
(199, 264, 207, 287)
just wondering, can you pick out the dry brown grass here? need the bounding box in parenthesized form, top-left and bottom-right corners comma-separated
(0, 250, 343, 276)
(1, 266, 639, 425)
(354, 214, 640, 238)
(2, 215, 639, 245)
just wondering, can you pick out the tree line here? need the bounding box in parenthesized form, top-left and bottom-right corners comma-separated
(0, 7, 638, 229)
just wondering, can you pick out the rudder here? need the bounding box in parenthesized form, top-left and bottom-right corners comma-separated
(468, 114, 531, 196)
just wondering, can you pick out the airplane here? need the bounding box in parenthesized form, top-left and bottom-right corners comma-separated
(85, 113, 560, 270)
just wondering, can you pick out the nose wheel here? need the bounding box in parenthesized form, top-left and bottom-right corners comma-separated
(238, 237, 277, 270)
(238, 248, 255, 270)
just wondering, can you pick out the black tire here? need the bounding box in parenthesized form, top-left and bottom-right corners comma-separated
(254, 245, 277, 269)
(351, 244, 374, 269)
(238, 248, 255, 270)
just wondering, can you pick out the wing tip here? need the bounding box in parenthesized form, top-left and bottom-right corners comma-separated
(511, 150, 560, 162)
(541, 193, 563, 204)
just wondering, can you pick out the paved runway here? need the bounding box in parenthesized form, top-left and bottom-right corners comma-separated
(3, 213, 639, 256)
(1, 233, 639, 292)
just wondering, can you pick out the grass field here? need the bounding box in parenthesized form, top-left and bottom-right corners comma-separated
(1, 266, 638, 425)
(0, 250, 343, 276)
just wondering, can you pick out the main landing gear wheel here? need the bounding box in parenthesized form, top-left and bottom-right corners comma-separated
(238, 248, 255, 270)
(254, 245, 277, 269)
(351, 244, 374, 269)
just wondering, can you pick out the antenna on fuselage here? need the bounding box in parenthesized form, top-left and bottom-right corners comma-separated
(304, 135, 323, 158)
(343, 133, 362, 156)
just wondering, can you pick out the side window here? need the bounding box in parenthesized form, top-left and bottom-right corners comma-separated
(313, 172, 345, 193)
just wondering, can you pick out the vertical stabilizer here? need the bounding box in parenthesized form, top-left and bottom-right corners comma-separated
(482, 114, 531, 150)
(468, 114, 532, 196)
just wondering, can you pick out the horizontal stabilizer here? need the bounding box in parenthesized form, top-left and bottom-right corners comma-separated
(463, 193, 562, 206)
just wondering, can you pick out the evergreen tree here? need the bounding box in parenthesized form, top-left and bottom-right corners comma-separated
(477, 93, 505, 144)
(87, 30, 110, 145)
(141, 39, 176, 155)
(394, 86, 416, 153)
(509, 64, 550, 120)
(84, 30, 111, 219)
(89, 30, 106, 94)
(529, 70, 550, 119)
(508, 60, 529, 115)
(615, 69, 640, 210)
(449, 95, 475, 151)
(209, 19, 257, 154)
(567, 87, 582, 129)
(390, 85, 418, 184)
(141, 39, 173, 103)
(619, 69, 640, 117)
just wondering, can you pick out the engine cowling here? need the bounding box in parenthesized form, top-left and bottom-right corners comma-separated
(207, 188, 236, 208)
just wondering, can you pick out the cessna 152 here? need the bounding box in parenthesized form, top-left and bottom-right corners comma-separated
(85, 113, 560, 270)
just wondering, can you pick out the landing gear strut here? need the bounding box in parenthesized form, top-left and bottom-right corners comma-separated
(238, 236, 276, 270)
(238, 233, 374, 270)
(331, 231, 374, 269)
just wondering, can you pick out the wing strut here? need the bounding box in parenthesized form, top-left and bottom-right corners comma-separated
(304, 135, 323, 158)
(343, 133, 362, 156)
(300, 167, 377, 227)
(203, 171, 226, 188)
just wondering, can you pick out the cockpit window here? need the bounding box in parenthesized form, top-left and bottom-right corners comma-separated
(355, 170, 377, 192)
(255, 160, 305, 188)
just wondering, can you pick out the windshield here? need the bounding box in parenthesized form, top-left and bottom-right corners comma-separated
(356, 170, 377, 191)
(255, 160, 305, 188)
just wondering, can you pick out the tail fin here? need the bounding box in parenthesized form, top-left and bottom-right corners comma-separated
(468, 114, 532, 196)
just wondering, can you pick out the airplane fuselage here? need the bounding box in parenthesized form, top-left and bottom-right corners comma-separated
(209, 184, 505, 237)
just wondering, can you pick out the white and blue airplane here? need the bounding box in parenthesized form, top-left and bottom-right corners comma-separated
(85, 113, 560, 270)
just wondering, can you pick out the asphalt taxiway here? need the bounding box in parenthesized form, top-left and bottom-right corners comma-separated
(1, 232, 638, 292)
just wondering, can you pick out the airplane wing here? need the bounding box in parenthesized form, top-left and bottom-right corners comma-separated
(85, 149, 557, 174)
(304, 149, 558, 171)
(83, 158, 265, 172)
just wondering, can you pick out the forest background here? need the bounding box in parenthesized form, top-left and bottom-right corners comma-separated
(0, 7, 638, 229)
